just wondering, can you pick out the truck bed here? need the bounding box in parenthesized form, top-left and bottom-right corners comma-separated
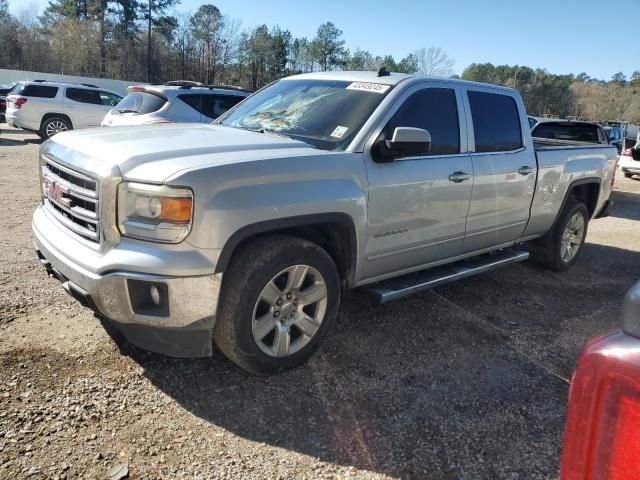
(533, 137, 609, 149)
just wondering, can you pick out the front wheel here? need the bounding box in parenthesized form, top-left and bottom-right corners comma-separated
(530, 199, 589, 272)
(214, 235, 340, 374)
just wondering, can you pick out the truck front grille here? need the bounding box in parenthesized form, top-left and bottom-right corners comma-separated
(41, 157, 100, 242)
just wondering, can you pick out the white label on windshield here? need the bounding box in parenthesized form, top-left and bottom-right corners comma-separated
(330, 125, 349, 138)
(346, 82, 390, 94)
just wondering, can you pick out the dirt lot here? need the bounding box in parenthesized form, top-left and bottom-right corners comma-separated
(1, 125, 639, 480)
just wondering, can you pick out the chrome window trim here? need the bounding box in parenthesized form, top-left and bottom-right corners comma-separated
(460, 85, 531, 154)
(469, 146, 527, 156)
(360, 79, 470, 162)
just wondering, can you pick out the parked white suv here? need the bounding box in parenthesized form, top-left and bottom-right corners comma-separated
(5, 80, 122, 139)
(101, 82, 250, 127)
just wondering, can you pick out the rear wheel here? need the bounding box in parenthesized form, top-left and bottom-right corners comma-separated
(41, 117, 71, 139)
(624, 172, 633, 179)
(214, 235, 340, 374)
(530, 199, 589, 272)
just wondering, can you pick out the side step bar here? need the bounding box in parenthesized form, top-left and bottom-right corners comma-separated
(365, 249, 530, 303)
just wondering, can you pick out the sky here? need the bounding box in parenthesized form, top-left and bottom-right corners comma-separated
(10, 0, 639, 80)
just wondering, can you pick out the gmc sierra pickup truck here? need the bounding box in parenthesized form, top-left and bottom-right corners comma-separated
(32, 71, 618, 374)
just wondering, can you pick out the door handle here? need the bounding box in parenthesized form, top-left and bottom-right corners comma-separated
(448, 171, 471, 183)
(518, 166, 535, 176)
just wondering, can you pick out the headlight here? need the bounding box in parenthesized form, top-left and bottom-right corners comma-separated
(117, 182, 193, 243)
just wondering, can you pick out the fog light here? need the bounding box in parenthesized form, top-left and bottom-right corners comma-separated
(150, 285, 161, 305)
(127, 279, 169, 317)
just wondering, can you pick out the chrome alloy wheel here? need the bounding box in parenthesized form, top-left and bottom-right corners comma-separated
(252, 265, 328, 357)
(560, 212, 585, 262)
(45, 120, 68, 138)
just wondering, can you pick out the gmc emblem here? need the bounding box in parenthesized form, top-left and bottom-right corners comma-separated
(44, 177, 71, 207)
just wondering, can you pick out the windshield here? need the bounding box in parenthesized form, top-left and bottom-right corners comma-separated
(217, 79, 392, 150)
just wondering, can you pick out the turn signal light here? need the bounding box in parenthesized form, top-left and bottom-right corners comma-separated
(159, 197, 192, 223)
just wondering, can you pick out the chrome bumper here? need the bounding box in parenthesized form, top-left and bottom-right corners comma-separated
(32, 204, 222, 357)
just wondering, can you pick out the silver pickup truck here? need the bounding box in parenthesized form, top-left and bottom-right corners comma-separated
(32, 71, 618, 373)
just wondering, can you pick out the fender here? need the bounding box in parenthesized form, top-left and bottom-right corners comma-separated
(214, 212, 358, 280)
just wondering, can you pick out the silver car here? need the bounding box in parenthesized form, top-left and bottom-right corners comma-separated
(102, 81, 250, 127)
(5, 80, 122, 139)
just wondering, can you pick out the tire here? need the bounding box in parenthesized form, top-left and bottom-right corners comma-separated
(624, 172, 633, 179)
(41, 117, 71, 139)
(530, 199, 589, 272)
(214, 235, 341, 374)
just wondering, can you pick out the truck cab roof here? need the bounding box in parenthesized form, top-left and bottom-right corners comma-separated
(287, 70, 519, 94)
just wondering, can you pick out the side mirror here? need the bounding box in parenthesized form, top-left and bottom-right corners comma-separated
(377, 127, 432, 161)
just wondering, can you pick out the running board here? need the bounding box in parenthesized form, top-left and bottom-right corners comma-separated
(365, 250, 530, 303)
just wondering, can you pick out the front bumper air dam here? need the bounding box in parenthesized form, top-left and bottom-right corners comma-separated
(32, 211, 221, 358)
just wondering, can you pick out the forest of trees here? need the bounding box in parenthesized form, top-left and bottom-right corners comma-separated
(460, 63, 640, 124)
(1, 0, 638, 123)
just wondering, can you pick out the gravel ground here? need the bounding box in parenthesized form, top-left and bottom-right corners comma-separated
(1, 125, 639, 479)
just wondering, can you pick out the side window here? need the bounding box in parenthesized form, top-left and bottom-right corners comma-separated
(202, 95, 245, 119)
(177, 94, 203, 114)
(21, 85, 58, 98)
(66, 88, 102, 105)
(383, 88, 460, 155)
(99, 92, 121, 107)
(65, 88, 82, 103)
(467, 91, 523, 152)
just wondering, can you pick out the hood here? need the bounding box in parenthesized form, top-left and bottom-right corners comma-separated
(42, 123, 318, 182)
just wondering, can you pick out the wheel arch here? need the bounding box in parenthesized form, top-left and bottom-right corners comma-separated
(40, 113, 73, 131)
(563, 178, 601, 219)
(215, 213, 358, 288)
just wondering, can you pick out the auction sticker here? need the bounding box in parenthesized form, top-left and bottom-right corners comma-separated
(346, 82, 390, 94)
(330, 125, 349, 138)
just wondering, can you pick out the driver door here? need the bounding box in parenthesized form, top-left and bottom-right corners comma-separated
(362, 83, 473, 281)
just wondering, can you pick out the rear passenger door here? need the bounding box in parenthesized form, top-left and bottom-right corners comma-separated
(176, 94, 205, 122)
(462, 89, 536, 252)
(64, 88, 108, 127)
(363, 82, 473, 280)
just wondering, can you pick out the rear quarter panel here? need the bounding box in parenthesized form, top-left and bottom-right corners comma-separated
(523, 145, 617, 237)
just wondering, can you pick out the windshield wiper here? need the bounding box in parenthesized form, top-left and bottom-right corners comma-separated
(234, 126, 314, 147)
(117, 109, 139, 114)
(237, 126, 289, 139)
(256, 128, 290, 139)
